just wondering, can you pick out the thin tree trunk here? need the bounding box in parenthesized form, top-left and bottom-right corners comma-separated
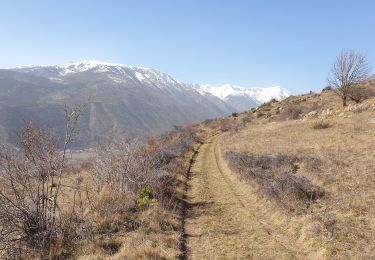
(342, 95, 347, 107)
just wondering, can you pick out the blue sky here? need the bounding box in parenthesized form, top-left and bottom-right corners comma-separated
(0, 0, 374, 93)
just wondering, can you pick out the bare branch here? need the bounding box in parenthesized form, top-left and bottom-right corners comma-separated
(327, 50, 372, 106)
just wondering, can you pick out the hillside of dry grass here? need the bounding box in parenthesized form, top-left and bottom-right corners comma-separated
(219, 86, 375, 259)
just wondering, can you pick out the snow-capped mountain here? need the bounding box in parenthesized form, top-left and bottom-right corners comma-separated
(0, 61, 291, 147)
(13, 61, 186, 90)
(1, 61, 232, 147)
(196, 84, 291, 112)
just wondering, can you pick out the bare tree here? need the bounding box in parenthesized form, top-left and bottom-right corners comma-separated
(327, 50, 372, 106)
(0, 103, 85, 258)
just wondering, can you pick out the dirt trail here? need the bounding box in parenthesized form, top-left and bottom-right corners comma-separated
(183, 134, 307, 259)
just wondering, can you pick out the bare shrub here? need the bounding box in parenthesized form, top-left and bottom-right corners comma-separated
(226, 151, 324, 211)
(93, 125, 198, 197)
(269, 98, 278, 103)
(256, 111, 265, 118)
(94, 238, 122, 255)
(231, 112, 239, 117)
(90, 125, 200, 240)
(347, 85, 375, 103)
(90, 137, 159, 234)
(278, 105, 305, 120)
(219, 118, 233, 131)
(312, 120, 331, 130)
(216, 118, 241, 132)
(0, 103, 86, 258)
(278, 103, 320, 120)
(351, 104, 370, 113)
(242, 116, 252, 124)
(93, 137, 155, 194)
(312, 212, 337, 237)
(322, 86, 333, 92)
(303, 156, 322, 172)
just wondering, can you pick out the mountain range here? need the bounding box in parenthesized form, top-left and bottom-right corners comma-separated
(0, 61, 290, 147)
(196, 84, 290, 111)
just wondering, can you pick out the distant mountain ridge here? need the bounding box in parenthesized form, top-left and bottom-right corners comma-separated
(13, 61, 186, 90)
(196, 84, 291, 111)
(0, 61, 290, 147)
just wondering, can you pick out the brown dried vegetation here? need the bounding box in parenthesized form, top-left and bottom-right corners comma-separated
(221, 90, 375, 258)
(0, 104, 205, 258)
(226, 152, 324, 212)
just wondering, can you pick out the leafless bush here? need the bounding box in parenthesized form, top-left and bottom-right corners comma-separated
(303, 156, 322, 172)
(278, 103, 319, 120)
(90, 125, 200, 234)
(0, 103, 86, 258)
(263, 173, 324, 205)
(95, 238, 122, 255)
(258, 102, 273, 110)
(202, 117, 241, 133)
(242, 116, 252, 124)
(278, 105, 305, 120)
(226, 151, 324, 211)
(93, 137, 155, 194)
(269, 98, 278, 103)
(351, 104, 370, 113)
(322, 86, 333, 92)
(347, 85, 375, 103)
(312, 212, 337, 237)
(312, 120, 331, 129)
(219, 118, 234, 131)
(256, 111, 265, 118)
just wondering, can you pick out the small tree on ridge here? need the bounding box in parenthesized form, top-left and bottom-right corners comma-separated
(327, 50, 372, 106)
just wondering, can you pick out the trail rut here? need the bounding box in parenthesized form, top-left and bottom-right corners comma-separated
(183, 134, 307, 259)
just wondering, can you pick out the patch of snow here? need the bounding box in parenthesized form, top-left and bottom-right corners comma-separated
(48, 77, 64, 83)
(134, 71, 146, 81)
(197, 84, 291, 104)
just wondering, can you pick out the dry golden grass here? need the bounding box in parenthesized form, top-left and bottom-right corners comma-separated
(49, 146, 192, 259)
(220, 96, 375, 259)
(58, 176, 182, 260)
(185, 135, 309, 259)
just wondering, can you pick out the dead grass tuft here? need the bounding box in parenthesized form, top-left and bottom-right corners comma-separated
(312, 120, 331, 129)
(95, 239, 122, 255)
(113, 244, 166, 260)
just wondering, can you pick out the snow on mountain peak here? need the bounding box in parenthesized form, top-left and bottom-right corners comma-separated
(59, 60, 151, 75)
(11, 61, 182, 89)
(197, 84, 291, 105)
(9, 61, 291, 110)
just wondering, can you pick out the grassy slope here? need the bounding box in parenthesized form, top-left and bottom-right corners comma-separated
(219, 90, 375, 259)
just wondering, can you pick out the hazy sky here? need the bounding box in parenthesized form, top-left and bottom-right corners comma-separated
(1, 0, 374, 93)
